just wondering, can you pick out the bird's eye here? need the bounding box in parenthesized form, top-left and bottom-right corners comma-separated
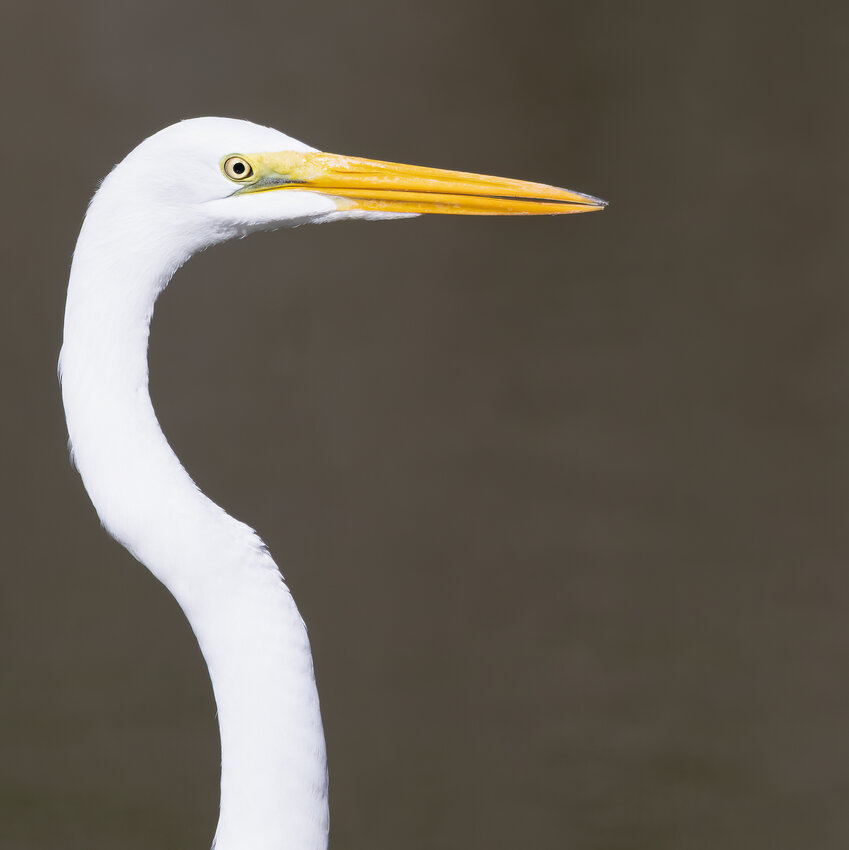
(223, 156, 254, 181)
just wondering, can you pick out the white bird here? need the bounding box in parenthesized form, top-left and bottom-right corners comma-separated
(59, 117, 606, 850)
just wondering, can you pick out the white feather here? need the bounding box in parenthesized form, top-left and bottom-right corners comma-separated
(57, 117, 380, 850)
(59, 115, 595, 850)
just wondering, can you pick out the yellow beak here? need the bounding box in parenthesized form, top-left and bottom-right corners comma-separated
(232, 150, 607, 216)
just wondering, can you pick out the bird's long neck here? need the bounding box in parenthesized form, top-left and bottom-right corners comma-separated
(60, 202, 329, 850)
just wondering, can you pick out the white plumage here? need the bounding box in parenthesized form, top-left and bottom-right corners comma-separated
(60, 117, 604, 850)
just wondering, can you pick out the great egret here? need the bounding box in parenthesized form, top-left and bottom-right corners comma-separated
(59, 117, 606, 850)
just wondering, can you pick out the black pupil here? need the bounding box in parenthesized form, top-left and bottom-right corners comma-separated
(233, 161, 246, 175)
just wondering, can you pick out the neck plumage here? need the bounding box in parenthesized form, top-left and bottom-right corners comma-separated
(59, 201, 329, 850)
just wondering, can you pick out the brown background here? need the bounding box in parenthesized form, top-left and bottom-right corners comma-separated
(1, 2, 848, 848)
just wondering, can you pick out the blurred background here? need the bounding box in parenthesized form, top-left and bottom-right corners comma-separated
(1, 2, 848, 848)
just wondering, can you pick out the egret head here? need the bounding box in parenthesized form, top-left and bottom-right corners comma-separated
(91, 117, 606, 256)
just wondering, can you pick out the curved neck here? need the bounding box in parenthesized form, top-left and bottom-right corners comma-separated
(60, 203, 329, 850)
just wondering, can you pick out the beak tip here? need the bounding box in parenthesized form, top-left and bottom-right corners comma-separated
(577, 191, 608, 210)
